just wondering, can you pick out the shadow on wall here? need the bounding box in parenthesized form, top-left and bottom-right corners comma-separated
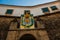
(19, 34, 36, 40)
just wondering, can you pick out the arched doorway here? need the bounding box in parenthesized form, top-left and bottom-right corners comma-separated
(20, 34, 36, 40)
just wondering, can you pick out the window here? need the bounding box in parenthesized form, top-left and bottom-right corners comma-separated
(24, 10, 30, 14)
(42, 7, 50, 13)
(6, 9, 13, 14)
(50, 6, 58, 10)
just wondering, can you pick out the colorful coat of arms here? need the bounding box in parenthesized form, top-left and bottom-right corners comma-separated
(20, 13, 35, 29)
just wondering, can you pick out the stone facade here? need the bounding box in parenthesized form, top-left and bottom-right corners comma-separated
(0, 11, 60, 40)
(40, 12, 60, 40)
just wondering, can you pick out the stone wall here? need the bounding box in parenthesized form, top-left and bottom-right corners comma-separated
(0, 12, 60, 40)
(0, 17, 20, 40)
(40, 12, 60, 40)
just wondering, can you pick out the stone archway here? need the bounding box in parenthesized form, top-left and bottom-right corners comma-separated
(20, 34, 36, 40)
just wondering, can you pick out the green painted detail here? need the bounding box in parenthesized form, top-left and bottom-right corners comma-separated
(22, 18, 34, 28)
(21, 14, 34, 28)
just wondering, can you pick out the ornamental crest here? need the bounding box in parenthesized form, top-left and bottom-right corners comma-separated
(20, 12, 35, 29)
